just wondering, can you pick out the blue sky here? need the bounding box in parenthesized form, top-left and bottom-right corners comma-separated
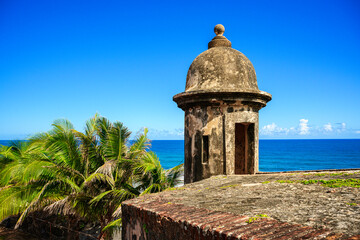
(0, 0, 359, 140)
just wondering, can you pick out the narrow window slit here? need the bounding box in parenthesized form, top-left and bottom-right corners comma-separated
(202, 135, 209, 163)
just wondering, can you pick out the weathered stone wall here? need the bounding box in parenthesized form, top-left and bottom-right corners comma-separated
(184, 104, 224, 183)
(122, 199, 341, 240)
(224, 108, 259, 175)
(122, 171, 360, 240)
(184, 101, 259, 183)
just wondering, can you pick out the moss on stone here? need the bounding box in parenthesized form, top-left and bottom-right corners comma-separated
(301, 179, 360, 188)
(220, 184, 239, 189)
(274, 178, 360, 188)
(246, 214, 269, 224)
(346, 203, 358, 206)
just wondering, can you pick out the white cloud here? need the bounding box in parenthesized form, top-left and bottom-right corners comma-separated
(146, 121, 353, 140)
(146, 128, 184, 140)
(261, 123, 277, 135)
(260, 123, 289, 135)
(334, 123, 346, 133)
(323, 123, 332, 132)
(299, 119, 310, 135)
(259, 119, 357, 138)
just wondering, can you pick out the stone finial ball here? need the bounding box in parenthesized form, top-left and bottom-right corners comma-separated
(214, 24, 225, 36)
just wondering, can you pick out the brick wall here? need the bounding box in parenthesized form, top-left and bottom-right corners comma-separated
(121, 198, 357, 240)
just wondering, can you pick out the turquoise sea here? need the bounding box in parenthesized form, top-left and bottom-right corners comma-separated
(1, 139, 359, 171)
(150, 139, 360, 171)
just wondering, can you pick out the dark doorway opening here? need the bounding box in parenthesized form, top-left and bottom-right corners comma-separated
(235, 123, 254, 174)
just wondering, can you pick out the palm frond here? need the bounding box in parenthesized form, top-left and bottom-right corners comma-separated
(95, 160, 117, 176)
(129, 128, 150, 159)
(44, 196, 76, 216)
(140, 183, 164, 195)
(0, 185, 37, 221)
(15, 180, 59, 229)
(102, 218, 122, 233)
(112, 205, 122, 218)
(83, 172, 115, 189)
(166, 163, 184, 187)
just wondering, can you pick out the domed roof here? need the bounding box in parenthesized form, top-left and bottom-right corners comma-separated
(173, 24, 271, 110)
(185, 24, 259, 93)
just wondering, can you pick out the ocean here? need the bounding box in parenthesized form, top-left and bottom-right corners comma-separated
(1, 139, 359, 171)
(150, 139, 360, 171)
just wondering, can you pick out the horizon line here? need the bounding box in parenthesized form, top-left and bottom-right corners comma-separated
(1, 138, 360, 141)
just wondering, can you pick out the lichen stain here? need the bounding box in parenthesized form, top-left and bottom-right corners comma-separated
(203, 115, 221, 136)
(186, 108, 205, 137)
(186, 68, 200, 91)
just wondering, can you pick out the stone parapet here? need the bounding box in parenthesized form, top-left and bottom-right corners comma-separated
(122, 170, 360, 240)
(122, 199, 351, 240)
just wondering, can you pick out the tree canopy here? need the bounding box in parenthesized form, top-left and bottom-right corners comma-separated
(0, 114, 183, 239)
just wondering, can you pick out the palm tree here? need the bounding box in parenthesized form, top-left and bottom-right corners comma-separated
(90, 148, 184, 239)
(75, 118, 183, 239)
(0, 141, 51, 226)
(134, 151, 183, 194)
(0, 120, 90, 238)
(0, 114, 183, 240)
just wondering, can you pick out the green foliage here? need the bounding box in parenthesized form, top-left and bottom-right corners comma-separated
(0, 114, 183, 239)
(300, 179, 360, 188)
(102, 218, 122, 235)
(304, 171, 360, 177)
(274, 178, 360, 188)
(261, 181, 270, 184)
(346, 203, 358, 206)
(165, 187, 186, 191)
(246, 214, 269, 224)
(142, 223, 148, 233)
(300, 179, 319, 185)
(276, 180, 296, 183)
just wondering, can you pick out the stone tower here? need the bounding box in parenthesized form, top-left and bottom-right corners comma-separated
(173, 24, 272, 184)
